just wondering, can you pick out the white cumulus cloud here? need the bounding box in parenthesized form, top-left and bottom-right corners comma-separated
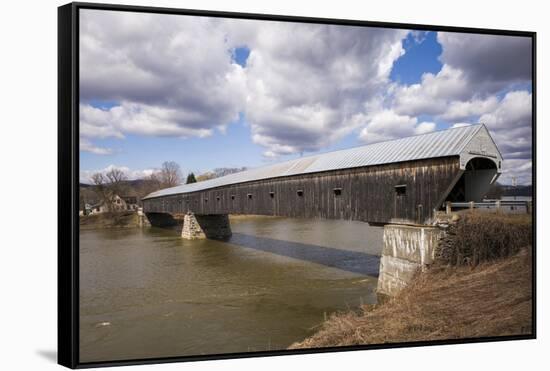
(78, 12, 533, 184)
(232, 20, 407, 156)
(80, 164, 158, 184)
(359, 110, 436, 143)
(79, 10, 247, 153)
(480, 90, 532, 160)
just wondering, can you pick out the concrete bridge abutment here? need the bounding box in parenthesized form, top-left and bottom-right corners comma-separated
(377, 224, 444, 297)
(181, 213, 232, 240)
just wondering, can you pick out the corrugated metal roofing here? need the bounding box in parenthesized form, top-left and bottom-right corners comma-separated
(143, 124, 483, 199)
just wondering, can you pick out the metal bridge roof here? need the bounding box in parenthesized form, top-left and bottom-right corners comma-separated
(143, 124, 486, 199)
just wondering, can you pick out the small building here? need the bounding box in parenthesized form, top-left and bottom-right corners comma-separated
(121, 196, 139, 210)
(79, 203, 93, 216)
(88, 194, 139, 214)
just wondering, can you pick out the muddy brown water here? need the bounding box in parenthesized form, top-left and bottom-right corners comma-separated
(79, 217, 383, 362)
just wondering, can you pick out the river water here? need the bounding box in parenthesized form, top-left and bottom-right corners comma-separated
(79, 217, 383, 362)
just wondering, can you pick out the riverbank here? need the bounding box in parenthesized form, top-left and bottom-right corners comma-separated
(290, 212, 533, 349)
(80, 212, 281, 230)
(290, 246, 532, 348)
(80, 212, 141, 230)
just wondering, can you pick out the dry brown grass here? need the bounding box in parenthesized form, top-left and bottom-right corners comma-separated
(437, 211, 532, 266)
(290, 247, 532, 349)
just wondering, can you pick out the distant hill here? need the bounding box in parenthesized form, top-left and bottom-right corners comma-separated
(500, 184, 532, 197)
(486, 182, 532, 199)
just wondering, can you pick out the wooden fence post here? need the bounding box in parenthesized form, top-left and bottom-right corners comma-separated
(446, 201, 452, 215)
(416, 204, 423, 224)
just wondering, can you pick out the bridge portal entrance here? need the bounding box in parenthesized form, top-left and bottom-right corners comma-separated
(445, 157, 499, 203)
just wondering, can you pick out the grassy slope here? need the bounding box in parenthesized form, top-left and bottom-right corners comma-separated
(290, 247, 532, 349)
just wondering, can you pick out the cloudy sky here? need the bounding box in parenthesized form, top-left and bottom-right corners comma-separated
(79, 10, 533, 184)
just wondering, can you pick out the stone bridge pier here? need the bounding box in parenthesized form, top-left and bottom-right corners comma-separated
(144, 212, 232, 240)
(181, 213, 232, 240)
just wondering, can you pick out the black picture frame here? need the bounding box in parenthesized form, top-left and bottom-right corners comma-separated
(58, 2, 537, 369)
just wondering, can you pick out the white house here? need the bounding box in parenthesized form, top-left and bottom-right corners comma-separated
(88, 194, 139, 214)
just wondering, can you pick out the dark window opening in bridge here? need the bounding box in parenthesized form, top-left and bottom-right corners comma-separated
(231, 195, 235, 200)
(216, 196, 220, 201)
(333, 188, 342, 196)
(247, 193, 253, 200)
(297, 190, 304, 197)
(395, 184, 406, 196)
(269, 191, 275, 198)
(498, 160, 501, 169)
(204, 198, 208, 203)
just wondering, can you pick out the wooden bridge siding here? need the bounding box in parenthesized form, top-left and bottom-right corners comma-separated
(143, 156, 461, 224)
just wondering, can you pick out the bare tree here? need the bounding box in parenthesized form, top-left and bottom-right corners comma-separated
(147, 171, 162, 190)
(91, 172, 109, 206)
(90, 169, 129, 211)
(134, 171, 163, 201)
(105, 168, 128, 197)
(105, 168, 127, 184)
(159, 161, 182, 188)
(79, 186, 98, 213)
(91, 172, 106, 187)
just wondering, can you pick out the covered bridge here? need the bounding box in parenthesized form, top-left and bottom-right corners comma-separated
(142, 124, 502, 227)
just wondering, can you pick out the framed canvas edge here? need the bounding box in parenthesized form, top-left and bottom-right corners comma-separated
(72, 1, 536, 36)
(58, 3, 79, 369)
(57, 2, 537, 369)
(531, 31, 537, 341)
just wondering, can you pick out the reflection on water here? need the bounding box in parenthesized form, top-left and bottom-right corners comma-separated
(79, 217, 383, 363)
(229, 233, 380, 276)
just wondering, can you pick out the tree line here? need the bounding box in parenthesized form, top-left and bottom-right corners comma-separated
(80, 161, 201, 212)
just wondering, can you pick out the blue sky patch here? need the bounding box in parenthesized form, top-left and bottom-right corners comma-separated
(495, 82, 533, 100)
(232, 46, 250, 67)
(390, 31, 442, 85)
(86, 99, 120, 110)
(81, 114, 266, 176)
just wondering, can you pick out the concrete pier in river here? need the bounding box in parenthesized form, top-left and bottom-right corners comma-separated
(377, 224, 444, 297)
